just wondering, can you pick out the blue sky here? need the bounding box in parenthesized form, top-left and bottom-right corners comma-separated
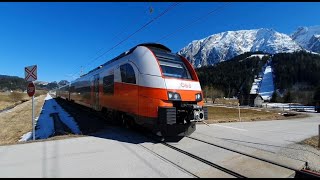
(0, 2, 319, 83)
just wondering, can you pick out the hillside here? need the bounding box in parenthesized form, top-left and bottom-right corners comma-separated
(271, 51, 320, 104)
(196, 52, 269, 101)
(0, 75, 68, 91)
(0, 75, 27, 92)
(197, 51, 320, 105)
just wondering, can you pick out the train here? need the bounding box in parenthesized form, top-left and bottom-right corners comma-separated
(56, 43, 208, 137)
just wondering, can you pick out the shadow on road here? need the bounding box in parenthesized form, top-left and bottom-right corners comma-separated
(89, 125, 184, 144)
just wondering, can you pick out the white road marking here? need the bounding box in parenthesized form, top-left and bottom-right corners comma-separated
(211, 124, 248, 131)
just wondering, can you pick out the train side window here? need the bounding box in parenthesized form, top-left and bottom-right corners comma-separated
(103, 75, 114, 94)
(120, 63, 136, 84)
(75, 86, 90, 94)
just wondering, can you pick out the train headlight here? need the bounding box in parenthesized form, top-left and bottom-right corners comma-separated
(168, 91, 181, 101)
(195, 93, 202, 101)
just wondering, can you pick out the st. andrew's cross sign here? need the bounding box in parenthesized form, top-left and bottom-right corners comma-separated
(25, 65, 37, 82)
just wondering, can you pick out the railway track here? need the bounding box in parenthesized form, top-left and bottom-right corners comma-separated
(142, 134, 320, 178)
(55, 98, 245, 177)
(185, 136, 319, 178)
(140, 133, 246, 178)
(54, 98, 108, 135)
(54, 97, 320, 178)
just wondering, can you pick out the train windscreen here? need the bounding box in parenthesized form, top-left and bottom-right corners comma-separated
(151, 48, 192, 80)
(159, 60, 191, 79)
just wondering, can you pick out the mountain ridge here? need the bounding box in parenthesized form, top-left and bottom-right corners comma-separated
(178, 26, 319, 67)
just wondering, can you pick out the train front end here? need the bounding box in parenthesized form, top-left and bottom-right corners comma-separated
(139, 45, 208, 137)
(158, 54, 207, 137)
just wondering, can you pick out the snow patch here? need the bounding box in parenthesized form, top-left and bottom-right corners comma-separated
(248, 54, 267, 59)
(19, 94, 81, 142)
(18, 132, 32, 142)
(249, 57, 274, 101)
(259, 65, 274, 100)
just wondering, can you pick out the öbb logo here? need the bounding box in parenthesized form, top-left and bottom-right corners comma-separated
(180, 82, 191, 88)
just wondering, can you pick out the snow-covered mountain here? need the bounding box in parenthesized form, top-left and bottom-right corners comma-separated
(34, 81, 49, 86)
(178, 28, 302, 67)
(291, 26, 320, 53)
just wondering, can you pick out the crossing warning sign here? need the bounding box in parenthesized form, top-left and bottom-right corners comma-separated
(25, 65, 37, 82)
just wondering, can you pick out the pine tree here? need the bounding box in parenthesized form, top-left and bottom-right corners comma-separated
(284, 90, 292, 103)
(270, 92, 278, 103)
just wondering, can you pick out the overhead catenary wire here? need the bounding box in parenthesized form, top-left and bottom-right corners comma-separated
(68, 2, 180, 80)
(67, 5, 155, 80)
(86, 2, 180, 68)
(156, 2, 232, 42)
(84, 5, 155, 67)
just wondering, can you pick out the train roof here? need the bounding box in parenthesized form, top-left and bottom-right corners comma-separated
(80, 43, 171, 78)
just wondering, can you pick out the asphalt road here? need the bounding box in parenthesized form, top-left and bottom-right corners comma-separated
(194, 112, 320, 153)
(192, 112, 320, 171)
(0, 112, 318, 177)
(0, 134, 193, 178)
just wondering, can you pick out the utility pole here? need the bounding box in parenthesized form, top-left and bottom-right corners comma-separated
(318, 124, 320, 148)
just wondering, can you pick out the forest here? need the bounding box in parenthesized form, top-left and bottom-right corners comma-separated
(196, 51, 320, 105)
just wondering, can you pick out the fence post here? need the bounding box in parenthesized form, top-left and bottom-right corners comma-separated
(318, 124, 320, 148)
(238, 103, 241, 122)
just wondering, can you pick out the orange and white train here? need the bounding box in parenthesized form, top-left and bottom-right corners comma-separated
(56, 43, 208, 137)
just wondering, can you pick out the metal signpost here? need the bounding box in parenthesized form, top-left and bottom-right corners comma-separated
(25, 65, 37, 140)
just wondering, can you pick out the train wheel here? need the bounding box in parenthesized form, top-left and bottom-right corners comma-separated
(128, 117, 137, 130)
(101, 108, 111, 123)
(122, 115, 135, 130)
(122, 116, 130, 129)
(111, 111, 122, 126)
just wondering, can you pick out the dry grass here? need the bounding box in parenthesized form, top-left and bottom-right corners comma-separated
(203, 106, 308, 124)
(301, 136, 320, 150)
(0, 92, 29, 111)
(213, 98, 239, 106)
(0, 101, 14, 111)
(0, 94, 47, 145)
(0, 90, 47, 111)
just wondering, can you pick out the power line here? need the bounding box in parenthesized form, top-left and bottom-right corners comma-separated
(82, 4, 157, 73)
(156, 2, 232, 42)
(85, 2, 180, 69)
(69, 2, 180, 80)
(68, 5, 154, 80)
(110, 5, 155, 43)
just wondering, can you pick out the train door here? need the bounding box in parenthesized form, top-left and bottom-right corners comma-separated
(93, 74, 100, 110)
(119, 62, 139, 115)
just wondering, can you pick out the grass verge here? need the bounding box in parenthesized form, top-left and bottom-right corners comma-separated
(203, 106, 308, 124)
(0, 94, 47, 145)
(0, 90, 47, 111)
(300, 136, 319, 150)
